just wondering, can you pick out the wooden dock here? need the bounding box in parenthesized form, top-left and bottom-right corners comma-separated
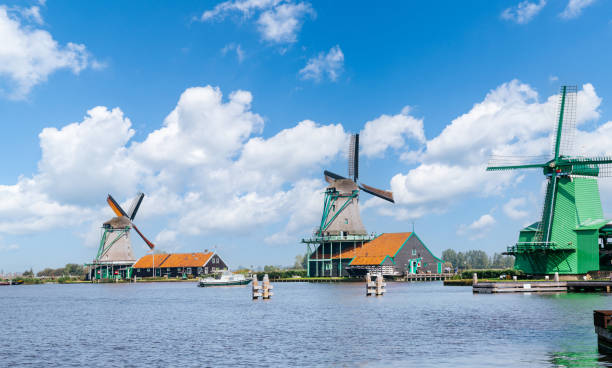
(404, 273, 453, 282)
(473, 280, 612, 294)
(473, 281, 567, 293)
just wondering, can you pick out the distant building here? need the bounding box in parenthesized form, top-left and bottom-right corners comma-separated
(132, 252, 228, 278)
(344, 232, 444, 277)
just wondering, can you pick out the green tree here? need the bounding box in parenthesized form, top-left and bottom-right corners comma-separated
(442, 249, 458, 267)
(37, 268, 55, 277)
(23, 268, 34, 277)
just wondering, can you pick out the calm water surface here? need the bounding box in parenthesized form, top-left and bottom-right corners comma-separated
(2, 281, 612, 367)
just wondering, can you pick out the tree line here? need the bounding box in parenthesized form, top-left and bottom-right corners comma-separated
(442, 249, 514, 270)
(26, 264, 87, 278)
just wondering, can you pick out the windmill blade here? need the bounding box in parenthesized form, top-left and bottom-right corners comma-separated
(359, 183, 394, 203)
(551, 85, 577, 159)
(127, 192, 145, 220)
(534, 176, 557, 244)
(130, 222, 155, 250)
(324, 170, 347, 182)
(348, 133, 359, 182)
(486, 155, 548, 171)
(107, 194, 129, 218)
(562, 156, 612, 177)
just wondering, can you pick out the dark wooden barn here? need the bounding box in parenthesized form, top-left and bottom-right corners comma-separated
(132, 252, 227, 278)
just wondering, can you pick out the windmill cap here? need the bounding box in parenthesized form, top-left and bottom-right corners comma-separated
(103, 216, 131, 228)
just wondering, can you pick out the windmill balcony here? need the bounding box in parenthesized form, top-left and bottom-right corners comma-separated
(301, 233, 375, 244)
(506, 242, 575, 253)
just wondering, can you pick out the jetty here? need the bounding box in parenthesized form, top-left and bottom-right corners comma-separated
(473, 279, 612, 294)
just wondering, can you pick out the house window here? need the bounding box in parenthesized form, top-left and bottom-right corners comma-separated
(187, 268, 192, 273)
(344, 218, 348, 224)
(147, 268, 150, 272)
(204, 267, 208, 274)
(412, 249, 416, 255)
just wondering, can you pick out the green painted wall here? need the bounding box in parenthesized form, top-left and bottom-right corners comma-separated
(512, 177, 605, 275)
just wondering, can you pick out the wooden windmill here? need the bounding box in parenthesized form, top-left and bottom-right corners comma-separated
(89, 192, 155, 280)
(487, 85, 612, 274)
(318, 133, 394, 237)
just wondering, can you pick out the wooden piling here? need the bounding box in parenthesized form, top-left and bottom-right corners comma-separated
(262, 274, 273, 299)
(252, 274, 262, 299)
(366, 272, 385, 296)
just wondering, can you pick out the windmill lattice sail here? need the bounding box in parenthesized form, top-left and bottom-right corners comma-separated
(485, 85, 612, 275)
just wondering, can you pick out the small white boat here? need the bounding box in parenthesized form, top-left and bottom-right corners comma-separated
(198, 271, 251, 287)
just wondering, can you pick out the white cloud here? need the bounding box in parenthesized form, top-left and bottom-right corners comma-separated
(131, 86, 264, 170)
(560, 0, 596, 19)
(36, 106, 141, 205)
(360, 106, 425, 158)
(299, 45, 344, 82)
(222, 43, 245, 62)
(503, 197, 529, 219)
(458, 214, 496, 239)
(257, 2, 314, 43)
(0, 5, 96, 99)
(0, 179, 93, 234)
(200, 0, 314, 44)
(0, 84, 346, 250)
(382, 81, 603, 220)
(501, 0, 546, 24)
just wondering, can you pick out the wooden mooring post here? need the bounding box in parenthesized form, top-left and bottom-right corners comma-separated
(252, 274, 273, 300)
(366, 272, 385, 296)
(262, 274, 273, 299)
(252, 274, 262, 299)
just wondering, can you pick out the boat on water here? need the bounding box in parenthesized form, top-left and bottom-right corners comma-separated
(0, 280, 23, 286)
(198, 271, 251, 287)
(594, 310, 612, 353)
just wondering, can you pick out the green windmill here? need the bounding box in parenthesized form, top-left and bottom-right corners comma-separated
(487, 85, 612, 275)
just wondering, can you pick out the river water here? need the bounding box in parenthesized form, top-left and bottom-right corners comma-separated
(1, 281, 612, 367)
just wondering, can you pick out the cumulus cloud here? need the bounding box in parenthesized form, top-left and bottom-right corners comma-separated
(382, 81, 603, 220)
(560, 0, 596, 19)
(501, 0, 546, 24)
(0, 5, 96, 99)
(299, 45, 344, 82)
(503, 197, 529, 219)
(360, 106, 425, 158)
(0, 85, 347, 248)
(458, 214, 496, 239)
(199, 0, 314, 44)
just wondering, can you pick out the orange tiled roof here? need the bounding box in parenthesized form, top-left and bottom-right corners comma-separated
(158, 252, 214, 268)
(349, 232, 412, 266)
(310, 244, 364, 260)
(132, 253, 170, 268)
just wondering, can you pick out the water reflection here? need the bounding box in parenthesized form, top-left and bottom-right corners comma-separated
(1, 281, 612, 367)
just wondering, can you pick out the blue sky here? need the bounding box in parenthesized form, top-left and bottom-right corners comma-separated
(1, 0, 612, 272)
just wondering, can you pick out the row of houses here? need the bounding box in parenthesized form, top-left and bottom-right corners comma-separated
(88, 251, 228, 280)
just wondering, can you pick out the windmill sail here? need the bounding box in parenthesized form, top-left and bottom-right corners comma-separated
(551, 85, 577, 158)
(107, 194, 155, 249)
(324, 170, 347, 182)
(533, 176, 557, 244)
(348, 134, 359, 182)
(359, 183, 394, 203)
(127, 192, 144, 220)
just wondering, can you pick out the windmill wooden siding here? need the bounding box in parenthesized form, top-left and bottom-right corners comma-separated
(346, 232, 444, 276)
(132, 252, 227, 278)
